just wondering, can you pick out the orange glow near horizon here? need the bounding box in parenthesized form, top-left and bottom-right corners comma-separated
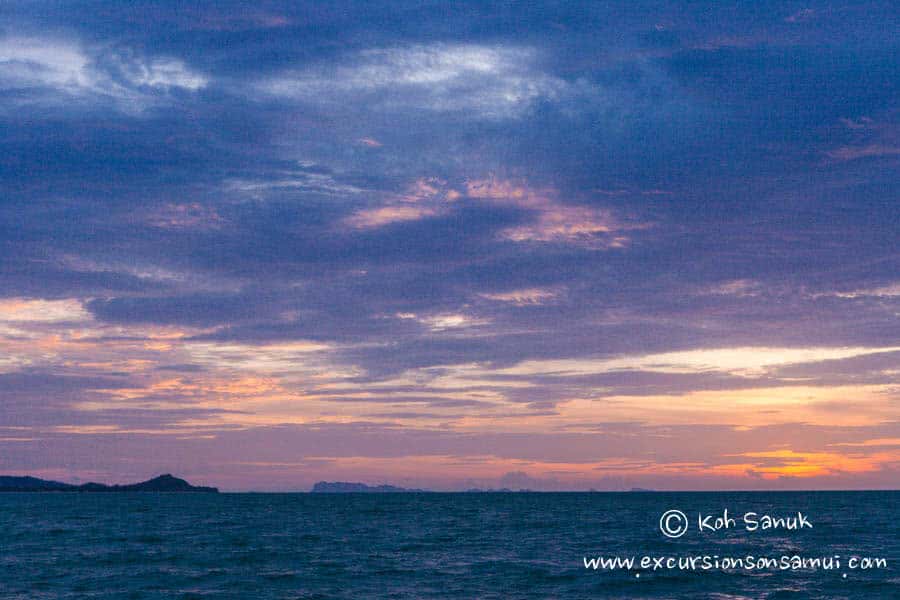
(2, 293, 898, 489)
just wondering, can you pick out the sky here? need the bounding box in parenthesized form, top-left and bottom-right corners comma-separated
(0, 1, 898, 491)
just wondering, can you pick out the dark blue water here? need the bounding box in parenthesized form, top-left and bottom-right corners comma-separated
(1, 492, 897, 598)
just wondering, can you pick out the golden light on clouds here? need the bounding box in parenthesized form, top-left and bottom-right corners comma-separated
(557, 384, 898, 427)
(1, 289, 896, 488)
(0, 298, 90, 323)
(497, 346, 900, 378)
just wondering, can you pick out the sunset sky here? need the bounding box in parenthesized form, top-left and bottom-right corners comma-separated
(1, 1, 898, 491)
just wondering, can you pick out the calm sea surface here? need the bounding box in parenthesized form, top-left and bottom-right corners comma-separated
(1, 491, 897, 598)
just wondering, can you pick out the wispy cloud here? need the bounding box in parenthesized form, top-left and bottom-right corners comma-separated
(344, 205, 440, 229)
(701, 279, 762, 297)
(343, 178, 457, 229)
(344, 176, 637, 246)
(0, 298, 90, 323)
(494, 345, 900, 378)
(826, 144, 900, 161)
(395, 312, 490, 332)
(784, 8, 816, 24)
(108, 53, 206, 91)
(0, 38, 93, 89)
(819, 282, 900, 299)
(260, 43, 587, 119)
(0, 36, 206, 110)
(479, 288, 561, 306)
(226, 163, 366, 200)
(466, 178, 634, 245)
(143, 203, 223, 230)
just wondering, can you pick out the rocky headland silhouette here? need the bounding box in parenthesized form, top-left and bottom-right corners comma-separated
(0, 474, 218, 493)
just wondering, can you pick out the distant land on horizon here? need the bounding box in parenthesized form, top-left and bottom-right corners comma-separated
(307, 483, 900, 493)
(311, 481, 558, 493)
(0, 474, 218, 493)
(310, 481, 543, 493)
(7, 477, 893, 494)
(310, 481, 430, 493)
(310, 482, 713, 493)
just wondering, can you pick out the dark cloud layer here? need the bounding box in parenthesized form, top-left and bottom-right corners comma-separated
(1, 1, 897, 488)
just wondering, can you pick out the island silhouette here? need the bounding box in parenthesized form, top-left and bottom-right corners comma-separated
(311, 481, 429, 493)
(311, 482, 537, 493)
(0, 474, 218, 493)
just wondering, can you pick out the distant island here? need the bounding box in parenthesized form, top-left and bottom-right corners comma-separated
(312, 483, 656, 493)
(311, 481, 430, 493)
(311, 482, 540, 493)
(0, 474, 218, 493)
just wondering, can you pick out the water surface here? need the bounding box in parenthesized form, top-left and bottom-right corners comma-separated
(1, 491, 897, 598)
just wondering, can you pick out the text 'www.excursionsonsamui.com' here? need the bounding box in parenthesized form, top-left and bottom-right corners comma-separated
(584, 554, 887, 574)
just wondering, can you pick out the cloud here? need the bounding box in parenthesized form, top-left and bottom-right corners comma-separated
(0, 372, 128, 393)
(819, 282, 900, 299)
(826, 144, 900, 161)
(344, 204, 441, 229)
(343, 178, 457, 229)
(0, 37, 92, 89)
(701, 279, 762, 297)
(492, 345, 900, 379)
(784, 9, 816, 24)
(498, 470, 556, 489)
(184, 340, 335, 374)
(343, 176, 637, 247)
(465, 178, 634, 245)
(729, 449, 880, 478)
(260, 43, 587, 118)
(832, 437, 900, 448)
(1, 3, 898, 489)
(143, 203, 223, 230)
(839, 117, 875, 130)
(108, 53, 206, 91)
(397, 312, 491, 332)
(479, 287, 561, 305)
(86, 294, 266, 327)
(55, 255, 193, 288)
(225, 163, 367, 200)
(0, 36, 206, 110)
(0, 298, 90, 323)
(5, 421, 898, 490)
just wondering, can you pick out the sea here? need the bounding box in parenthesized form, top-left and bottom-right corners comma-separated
(1, 491, 897, 598)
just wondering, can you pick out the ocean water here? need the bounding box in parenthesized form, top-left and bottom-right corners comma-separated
(1, 491, 897, 598)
